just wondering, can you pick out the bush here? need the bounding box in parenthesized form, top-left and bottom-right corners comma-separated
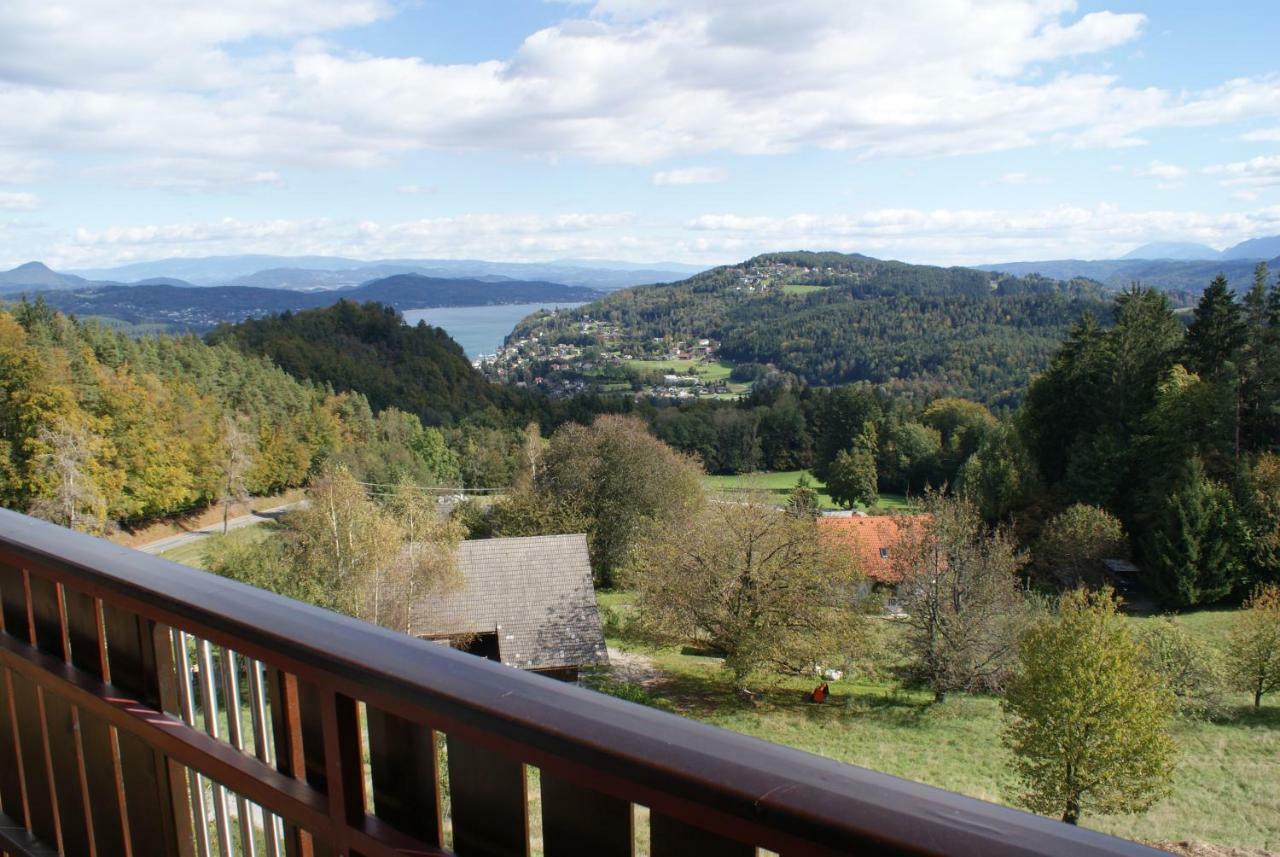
(1137, 618, 1224, 719)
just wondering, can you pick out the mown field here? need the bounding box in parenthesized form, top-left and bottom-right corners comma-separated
(594, 596, 1280, 851)
(703, 469, 911, 512)
(623, 358, 735, 382)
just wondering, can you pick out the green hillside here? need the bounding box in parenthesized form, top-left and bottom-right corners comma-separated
(510, 251, 1109, 406)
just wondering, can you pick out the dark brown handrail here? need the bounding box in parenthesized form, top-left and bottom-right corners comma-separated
(0, 508, 1166, 857)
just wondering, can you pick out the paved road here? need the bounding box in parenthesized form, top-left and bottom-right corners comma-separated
(136, 502, 301, 555)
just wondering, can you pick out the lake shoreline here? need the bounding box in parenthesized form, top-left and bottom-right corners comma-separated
(402, 301, 586, 358)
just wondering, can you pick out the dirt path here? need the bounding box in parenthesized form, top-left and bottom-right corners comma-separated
(135, 501, 302, 554)
(109, 489, 306, 549)
(606, 646, 666, 686)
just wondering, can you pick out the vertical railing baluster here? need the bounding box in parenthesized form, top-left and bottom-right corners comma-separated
(196, 640, 233, 857)
(0, 565, 57, 847)
(173, 632, 212, 857)
(247, 660, 281, 857)
(219, 650, 256, 857)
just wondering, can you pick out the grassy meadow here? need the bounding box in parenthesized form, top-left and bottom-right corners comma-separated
(703, 468, 911, 512)
(623, 357, 735, 382)
(593, 598, 1280, 851)
(158, 522, 278, 569)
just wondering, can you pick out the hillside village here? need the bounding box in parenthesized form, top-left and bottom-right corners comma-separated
(479, 309, 736, 400)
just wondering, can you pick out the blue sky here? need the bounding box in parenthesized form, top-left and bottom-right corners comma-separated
(1, 0, 1278, 269)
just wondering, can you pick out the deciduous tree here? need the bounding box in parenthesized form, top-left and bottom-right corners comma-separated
(1137, 618, 1223, 719)
(827, 431, 878, 510)
(1226, 583, 1280, 708)
(218, 415, 255, 534)
(627, 498, 865, 685)
(893, 492, 1028, 700)
(536, 415, 704, 585)
(1033, 504, 1127, 588)
(29, 419, 107, 532)
(383, 477, 465, 635)
(1004, 588, 1175, 825)
(282, 467, 407, 622)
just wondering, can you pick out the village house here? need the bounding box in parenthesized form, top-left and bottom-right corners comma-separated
(818, 514, 931, 612)
(411, 533, 609, 682)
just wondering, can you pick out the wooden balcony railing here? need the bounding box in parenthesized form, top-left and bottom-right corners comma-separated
(0, 508, 1165, 857)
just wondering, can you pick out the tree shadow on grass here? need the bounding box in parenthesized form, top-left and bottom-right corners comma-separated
(1228, 705, 1280, 729)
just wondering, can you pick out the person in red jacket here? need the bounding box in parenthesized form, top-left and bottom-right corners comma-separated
(810, 681, 829, 703)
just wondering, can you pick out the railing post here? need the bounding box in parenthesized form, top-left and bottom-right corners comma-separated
(0, 566, 28, 831)
(320, 691, 365, 855)
(540, 771, 633, 857)
(364, 707, 441, 848)
(446, 735, 528, 857)
(101, 603, 190, 857)
(267, 668, 324, 857)
(63, 588, 131, 856)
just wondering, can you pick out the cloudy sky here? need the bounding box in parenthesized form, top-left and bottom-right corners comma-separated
(2, 0, 1279, 269)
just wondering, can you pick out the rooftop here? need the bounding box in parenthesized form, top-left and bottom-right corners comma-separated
(818, 514, 930, 584)
(412, 533, 608, 671)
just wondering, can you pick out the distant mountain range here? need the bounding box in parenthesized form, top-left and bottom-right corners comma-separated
(978, 234, 1280, 294)
(10, 274, 603, 331)
(1120, 234, 1280, 261)
(53, 255, 705, 291)
(0, 261, 97, 291)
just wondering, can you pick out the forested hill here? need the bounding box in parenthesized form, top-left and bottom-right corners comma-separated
(0, 299, 463, 525)
(208, 301, 533, 426)
(512, 251, 1110, 407)
(24, 274, 601, 331)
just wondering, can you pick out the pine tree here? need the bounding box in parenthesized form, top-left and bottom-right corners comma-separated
(1004, 588, 1175, 825)
(1185, 274, 1246, 379)
(785, 474, 821, 519)
(1144, 458, 1243, 606)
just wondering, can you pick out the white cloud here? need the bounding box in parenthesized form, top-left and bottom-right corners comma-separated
(652, 166, 727, 185)
(0, 152, 52, 184)
(1133, 160, 1187, 180)
(397, 184, 439, 195)
(0, 0, 1275, 177)
(994, 171, 1050, 186)
(682, 204, 1280, 264)
(34, 212, 637, 267)
(0, 192, 38, 210)
(1242, 127, 1280, 142)
(14, 204, 1280, 270)
(89, 158, 285, 193)
(1204, 155, 1280, 189)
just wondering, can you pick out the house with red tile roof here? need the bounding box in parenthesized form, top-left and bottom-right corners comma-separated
(817, 514, 931, 586)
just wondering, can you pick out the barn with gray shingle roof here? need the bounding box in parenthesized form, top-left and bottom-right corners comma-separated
(411, 534, 608, 679)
